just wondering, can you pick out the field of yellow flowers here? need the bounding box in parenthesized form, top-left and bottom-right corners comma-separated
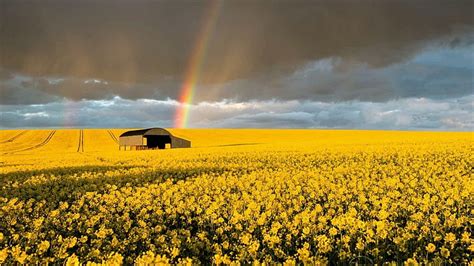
(0, 129, 472, 265)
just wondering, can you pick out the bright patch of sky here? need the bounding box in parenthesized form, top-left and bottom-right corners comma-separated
(412, 45, 474, 70)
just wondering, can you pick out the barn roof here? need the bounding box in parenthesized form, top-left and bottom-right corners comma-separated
(119, 128, 172, 137)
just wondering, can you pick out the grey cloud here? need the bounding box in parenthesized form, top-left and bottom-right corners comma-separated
(0, 97, 177, 128)
(0, 74, 61, 104)
(192, 43, 474, 102)
(1, 95, 472, 130)
(192, 97, 473, 130)
(219, 112, 317, 129)
(0, 72, 182, 104)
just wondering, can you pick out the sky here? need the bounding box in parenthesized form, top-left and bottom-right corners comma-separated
(1, 0, 473, 130)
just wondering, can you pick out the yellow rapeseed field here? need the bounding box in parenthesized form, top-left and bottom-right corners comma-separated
(0, 129, 472, 265)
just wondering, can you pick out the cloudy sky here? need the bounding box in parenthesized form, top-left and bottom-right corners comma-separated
(1, 0, 473, 129)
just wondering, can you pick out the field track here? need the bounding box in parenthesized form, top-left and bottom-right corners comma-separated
(0, 130, 27, 144)
(3, 130, 56, 154)
(77, 129, 84, 152)
(107, 130, 119, 144)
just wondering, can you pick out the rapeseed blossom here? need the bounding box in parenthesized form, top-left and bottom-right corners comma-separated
(426, 243, 436, 253)
(0, 129, 472, 264)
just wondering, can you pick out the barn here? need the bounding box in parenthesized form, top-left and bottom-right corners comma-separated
(119, 128, 191, 150)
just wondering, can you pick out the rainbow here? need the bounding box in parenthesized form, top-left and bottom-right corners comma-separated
(174, 0, 222, 128)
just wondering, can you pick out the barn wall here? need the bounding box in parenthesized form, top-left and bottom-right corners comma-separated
(171, 137, 191, 148)
(119, 135, 143, 146)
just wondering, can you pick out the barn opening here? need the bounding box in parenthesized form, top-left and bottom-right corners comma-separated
(145, 135, 171, 149)
(118, 128, 191, 151)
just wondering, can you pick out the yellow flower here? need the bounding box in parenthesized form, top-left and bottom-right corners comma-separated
(0, 248, 8, 264)
(214, 254, 223, 265)
(429, 214, 440, 224)
(240, 233, 251, 245)
(356, 239, 365, 251)
(135, 251, 156, 265)
(283, 258, 297, 266)
(33, 217, 44, 229)
(171, 247, 180, 258)
(302, 227, 310, 235)
(421, 225, 430, 234)
(316, 234, 332, 253)
(445, 232, 456, 243)
(297, 246, 311, 262)
(107, 252, 124, 265)
(440, 247, 450, 258)
(342, 235, 351, 244)
(95, 228, 108, 239)
(50, 209, 60, 218)
(425, 243, 436, 253)
(11, 246, 28, 264)
(38, 240, 50, 254)
(65, 254, 80, 266)
(67, 237, 78, 248)
(249, 241, 260, 256)
(222, 241, 229, 249)
(378, 210, 389, 220)
(461, 232, 470, 243)
(404, 258, 418, 266)
(468, 244, 474, 253)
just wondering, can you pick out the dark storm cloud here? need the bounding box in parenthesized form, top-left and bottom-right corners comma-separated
(2, 40, 473, 104)
(0, 40, 474, 104)
(1, 0, 473, 88)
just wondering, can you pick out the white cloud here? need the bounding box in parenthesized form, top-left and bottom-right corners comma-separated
(291, 57, 340, 78)
(47, 77, 65, 85)
(84, 79, 108, 85)
(23, 112, 49, 119)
